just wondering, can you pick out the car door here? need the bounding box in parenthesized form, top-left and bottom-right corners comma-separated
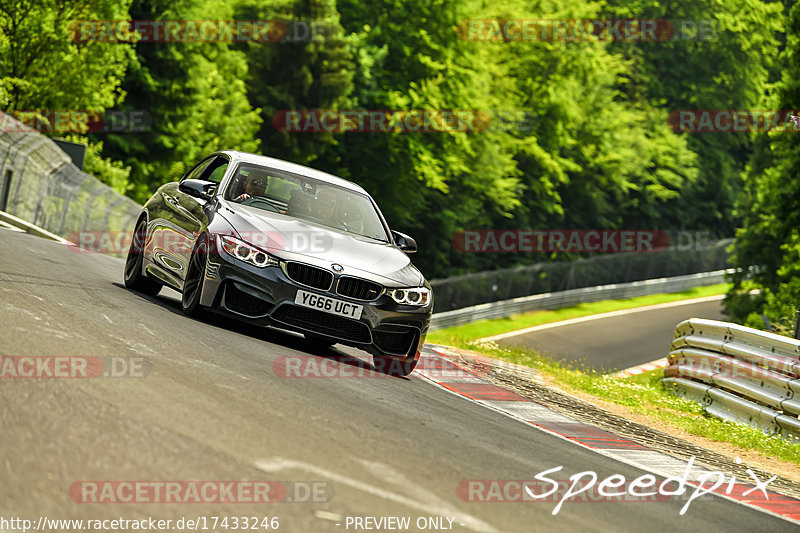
(170, 155, 230, 281)
(154, 156, 217, 279)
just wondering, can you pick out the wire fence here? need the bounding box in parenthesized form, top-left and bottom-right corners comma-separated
(430, 240, 731, 312)
(0, 111, 141, 253)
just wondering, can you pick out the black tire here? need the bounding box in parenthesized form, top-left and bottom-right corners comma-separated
(181, 237, 208, 317)
(373, 355, 417, 377)
(304, 334, 336, 349)
(124, 219, 162, 296)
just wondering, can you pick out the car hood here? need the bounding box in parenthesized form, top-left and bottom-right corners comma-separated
(217, 200, 424, 287)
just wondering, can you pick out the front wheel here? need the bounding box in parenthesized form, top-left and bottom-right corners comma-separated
(182, 237, 208, 317)
(124, 219, 162, 296)
(373, 355, 417, 377)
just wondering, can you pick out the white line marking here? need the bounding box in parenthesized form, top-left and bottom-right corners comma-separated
(254, 458, 499, 533)
(0, 210, 72, 243)
(314, 510, 343, 522)
(0, 220, 25, 232)
(479, 294, 726, 342)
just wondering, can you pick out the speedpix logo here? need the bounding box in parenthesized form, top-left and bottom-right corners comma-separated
(457, 458, 776, 516)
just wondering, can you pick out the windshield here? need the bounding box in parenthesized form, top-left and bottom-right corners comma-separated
(224, 163, 389, 242)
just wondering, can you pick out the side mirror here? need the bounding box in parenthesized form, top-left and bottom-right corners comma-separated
(392, 231, 418, 253)
(179, 179, 215, 201)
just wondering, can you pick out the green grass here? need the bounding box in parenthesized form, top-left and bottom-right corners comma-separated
(428, 283, 730, 344)
(450, 340, 800, 465)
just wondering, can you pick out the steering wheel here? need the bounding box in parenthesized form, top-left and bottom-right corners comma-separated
(240, 197, 280, 213)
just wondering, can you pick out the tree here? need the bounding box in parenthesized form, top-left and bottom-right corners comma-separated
(0, 0, 134, 112)
(727, 2, 800, 324)
(235, 0, 355, 165)
(98, 0, 262, 201)
(603, 0, 783, 234)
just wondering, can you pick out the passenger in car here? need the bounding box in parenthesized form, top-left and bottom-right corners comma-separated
(287, 189, 312, 216)
(313, 189, 347, 230)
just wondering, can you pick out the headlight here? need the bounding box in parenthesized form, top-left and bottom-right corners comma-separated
(389, 287, 431, 306)
(218, 235, 280, 268)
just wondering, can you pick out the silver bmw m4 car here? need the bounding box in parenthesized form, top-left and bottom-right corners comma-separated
(124, 150, 432, 376)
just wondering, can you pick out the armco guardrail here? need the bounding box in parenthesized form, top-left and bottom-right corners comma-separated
(429, 269, 730, 331)
(0, 111, 141, 250)
(663, 318, 800, 441)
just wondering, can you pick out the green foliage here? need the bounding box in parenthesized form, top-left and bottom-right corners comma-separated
(99, 0, 262, 201)
(501, 0, 700, 231)
(5, 0, 792, 283)
(727, 2, 800, 323)
(604, 0, 783, 233)
(235, 0, 355, 164)
(331, 0, 530, 275)
(65, 135, 132, 195)
(743, 279, 800, 336)
(0, 0, 135, 112)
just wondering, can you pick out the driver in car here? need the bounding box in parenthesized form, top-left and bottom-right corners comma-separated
(233, 172, 268, 202)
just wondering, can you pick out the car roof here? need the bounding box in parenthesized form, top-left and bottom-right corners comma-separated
(217, 150, 367, 194)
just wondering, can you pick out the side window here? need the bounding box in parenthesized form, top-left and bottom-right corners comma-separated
(182, 158, 213, 182)
(201, 157, 229, 184)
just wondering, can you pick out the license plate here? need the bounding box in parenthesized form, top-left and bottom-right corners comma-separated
(294, 289, 363, 319)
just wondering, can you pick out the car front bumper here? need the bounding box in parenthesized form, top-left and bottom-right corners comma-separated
(198, 246, 431, 361)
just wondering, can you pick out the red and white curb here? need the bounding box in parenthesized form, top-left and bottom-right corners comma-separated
(417, 345, 800, 524)
(612, 357, 670, 378)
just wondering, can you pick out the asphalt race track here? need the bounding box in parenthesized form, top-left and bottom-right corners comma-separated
(0, 228, 792, 532)
(495, 298, 725, 372)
